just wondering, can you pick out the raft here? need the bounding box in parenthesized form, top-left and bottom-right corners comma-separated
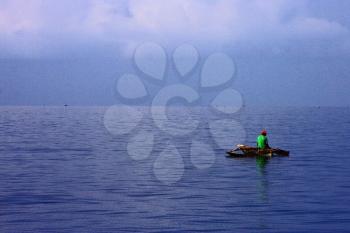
(226, 144, 289, 158)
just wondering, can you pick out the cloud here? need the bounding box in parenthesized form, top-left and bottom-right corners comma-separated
(0, 0, 349, 57)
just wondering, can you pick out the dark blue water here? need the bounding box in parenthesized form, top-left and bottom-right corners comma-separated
(1, 106, 350, 233)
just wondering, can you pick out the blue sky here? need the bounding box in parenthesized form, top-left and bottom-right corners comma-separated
(0, 0, 349, 106)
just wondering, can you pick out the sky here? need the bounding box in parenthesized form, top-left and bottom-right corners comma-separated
(0, 0, 349, 106)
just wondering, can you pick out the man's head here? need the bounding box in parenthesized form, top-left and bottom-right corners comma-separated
(261, 129, 267, 136)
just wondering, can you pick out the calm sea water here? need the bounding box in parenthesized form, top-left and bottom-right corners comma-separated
(1, 106, 350, 233)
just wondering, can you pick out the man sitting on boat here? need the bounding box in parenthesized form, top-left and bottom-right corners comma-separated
(257, 130, 270, 150)
(227, 129, 289, 157)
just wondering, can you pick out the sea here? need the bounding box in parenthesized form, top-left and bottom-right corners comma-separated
(0, 106, 349, 233)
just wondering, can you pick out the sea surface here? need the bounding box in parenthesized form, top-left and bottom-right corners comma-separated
(0, 106, 350, 233)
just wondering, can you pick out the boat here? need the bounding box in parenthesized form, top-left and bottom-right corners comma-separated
(226, 144, 289, 158)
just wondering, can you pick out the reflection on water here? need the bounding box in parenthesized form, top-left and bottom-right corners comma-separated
(256, 156, 269, 169)
(256, 156, 269, 202)
(256, 156, 270, 231)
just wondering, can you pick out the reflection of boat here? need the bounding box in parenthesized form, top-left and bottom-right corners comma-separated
(226, 144, 289, 158)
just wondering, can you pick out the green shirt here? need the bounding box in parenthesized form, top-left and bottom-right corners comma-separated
(257, 135, 268, 149)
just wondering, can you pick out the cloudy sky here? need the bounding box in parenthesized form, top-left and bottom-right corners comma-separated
(0, 0, 349, 106)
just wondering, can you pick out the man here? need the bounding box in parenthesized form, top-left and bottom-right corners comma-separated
(257, 129, 270, 150)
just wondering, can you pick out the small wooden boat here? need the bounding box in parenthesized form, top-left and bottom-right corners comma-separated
(226, 144, 289, 158)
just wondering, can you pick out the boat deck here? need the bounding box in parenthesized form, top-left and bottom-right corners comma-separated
(226, 144, 289, 158)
